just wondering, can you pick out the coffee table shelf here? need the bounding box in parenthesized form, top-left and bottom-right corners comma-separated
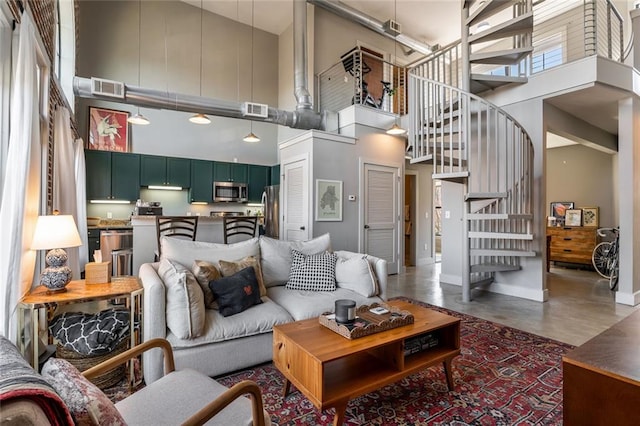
(273, 300, 460, 425)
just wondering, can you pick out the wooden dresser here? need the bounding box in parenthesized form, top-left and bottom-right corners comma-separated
(546, 226, 596, 266)
(563, 310, 640, 424)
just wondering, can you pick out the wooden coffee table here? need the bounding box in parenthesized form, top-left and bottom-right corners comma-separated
(273, 300, 461, 425)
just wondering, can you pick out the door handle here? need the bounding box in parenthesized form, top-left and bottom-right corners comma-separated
(300, 226, 305, 230)
(364, 225, 370, 229)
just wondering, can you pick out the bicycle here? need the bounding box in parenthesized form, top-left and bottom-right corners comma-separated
(591, 227, 619, 290)
(353, 80, 394, 110)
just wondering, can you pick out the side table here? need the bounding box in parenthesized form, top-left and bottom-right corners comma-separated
(17, 277, 143, 382)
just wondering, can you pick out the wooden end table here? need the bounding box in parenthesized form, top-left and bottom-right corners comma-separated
(17, 277, 143, 379)
(273, 300, 460, 425)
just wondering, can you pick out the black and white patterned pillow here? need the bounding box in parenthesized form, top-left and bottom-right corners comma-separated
(285, 249, 337, 291)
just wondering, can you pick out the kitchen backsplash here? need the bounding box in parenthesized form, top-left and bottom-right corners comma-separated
(86, 188, 260, 220)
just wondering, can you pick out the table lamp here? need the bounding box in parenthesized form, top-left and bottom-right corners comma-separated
(31, 211, 82, 292)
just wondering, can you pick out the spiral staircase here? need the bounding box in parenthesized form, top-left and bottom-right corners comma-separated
(407, 0, 535, 302)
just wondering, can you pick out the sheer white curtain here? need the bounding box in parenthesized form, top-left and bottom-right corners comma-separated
(53, 107, 83, 277)
(74, 138, 88, 268)
(0, 14, 42, 342)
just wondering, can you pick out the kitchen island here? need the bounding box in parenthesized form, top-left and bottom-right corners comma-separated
(131, 215, 262, 275)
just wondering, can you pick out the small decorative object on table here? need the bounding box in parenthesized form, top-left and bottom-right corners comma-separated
(334, 299, 356, 324)
(31, 211, 82, 292)
(85, 262, 112, 284)
(320, 302, 414, 339)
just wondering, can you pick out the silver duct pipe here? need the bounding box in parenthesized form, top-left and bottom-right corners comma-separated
(294, 0, 312, 110)
(307, 0, 432, 56)
(74, 77, 326, 129)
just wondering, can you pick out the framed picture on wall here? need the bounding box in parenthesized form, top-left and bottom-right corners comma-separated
(565, 209, 583, 227)
(87, 107, 130, 152)
(316, 179, 343, 221)
(581, 207, 599, 227)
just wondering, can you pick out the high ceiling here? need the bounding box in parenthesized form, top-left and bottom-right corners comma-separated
(182, 0, 462, 47)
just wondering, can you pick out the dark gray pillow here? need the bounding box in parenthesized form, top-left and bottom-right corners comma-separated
(208, 266, 262, 317)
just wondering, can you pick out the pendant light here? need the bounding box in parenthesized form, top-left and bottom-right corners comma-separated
(128, 0, 150, 125)
(189, 0, 211, 124)
(243, 0, 260, 142)
(387, 0, 406, 136)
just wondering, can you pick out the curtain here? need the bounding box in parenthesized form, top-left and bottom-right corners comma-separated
(75, 138, 88, 268)
(53, 107, 81, 277)
(0, 13, 41, 342)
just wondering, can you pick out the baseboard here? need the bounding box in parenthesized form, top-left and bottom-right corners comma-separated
(481, 282, 548, 302)
(439, 273, 462, 286)
(615, 289, 640, 306)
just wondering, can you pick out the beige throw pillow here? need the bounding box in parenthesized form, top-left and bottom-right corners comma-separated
(192, 260, 222, 309)
(158, 259, 205, 339)
(335, 255, 379, 297)
(218, 256, 267, 297)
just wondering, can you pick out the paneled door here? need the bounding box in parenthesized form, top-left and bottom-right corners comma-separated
(362, 162, 400, 274)
(282, 155, 309, 241)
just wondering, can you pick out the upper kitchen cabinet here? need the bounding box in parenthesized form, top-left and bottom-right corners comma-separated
(248, 165, 269, 202)
(189, 159, 214, 203)
(270, 164, 281, 185)
(214, 161, 248, 183)
(85, 150, 140, 201)
(140, 155, 191, 188)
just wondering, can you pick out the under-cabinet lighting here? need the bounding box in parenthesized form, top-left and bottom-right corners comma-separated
(148, 185, 183, 191)
(190, 202, 208, 205)
(89, 200, 131, 204)
(247, 203, 264, 207)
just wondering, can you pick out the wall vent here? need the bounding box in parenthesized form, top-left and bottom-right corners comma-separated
(383, 19, 402, 36)
(243, 102, 269, 118)
(91, 77, 125, 99)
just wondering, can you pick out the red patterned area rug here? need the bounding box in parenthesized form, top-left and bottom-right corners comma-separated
(216, 297, 574, 426)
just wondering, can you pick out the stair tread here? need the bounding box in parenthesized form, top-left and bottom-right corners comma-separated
(470, 75, 528, 93)
(468, 12, 533, 45)
(469, 231, 534, 240)
(409, 154, 433, 164)
(466, 0, 521, 27)
(432, 171, 469, 182)
(470, 47, 533, 65)
(466, 192, 508, 200)
(467, 213, 533, 220)
(471, 262, 522, 273)
(470, 248, 536, 257)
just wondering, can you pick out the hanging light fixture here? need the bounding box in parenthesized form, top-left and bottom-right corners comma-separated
(189, 0, 211, 124)
(387, 0, 406, 136)
(243, 0, 260, 142)
(128, 0, 150, 125)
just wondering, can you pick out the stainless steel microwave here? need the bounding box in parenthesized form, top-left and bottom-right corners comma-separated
(213, 181, 248, 202)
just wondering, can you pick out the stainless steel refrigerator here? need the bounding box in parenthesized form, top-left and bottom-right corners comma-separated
(261, 185, 280, 239)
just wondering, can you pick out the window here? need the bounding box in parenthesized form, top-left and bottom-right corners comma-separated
(0, 5, 12, 195)
(531, 33, 565, 74)
(54, 0, 75, 109)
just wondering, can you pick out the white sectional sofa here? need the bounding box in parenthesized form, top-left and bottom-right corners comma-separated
(138, 233, 388, 384)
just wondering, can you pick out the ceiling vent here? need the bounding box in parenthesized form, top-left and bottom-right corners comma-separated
(243, 102, 269, 118)
(383, 19, 402, 36)
(91, 77, 124, 99)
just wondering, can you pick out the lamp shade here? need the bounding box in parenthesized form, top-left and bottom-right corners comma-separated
(31, 215, 82, 250)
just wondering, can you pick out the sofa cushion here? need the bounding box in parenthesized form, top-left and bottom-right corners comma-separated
(286, 250, 338, 291)
(335, 255, 378, 297)
(161, 236, 260, 270)
(41, 357, 126, 426)
(209, 267, 262, 317)
(259, 233, 332, 287)
(158, 259, 206, 339)
(192, 260, 221, 309)
(218, 256, 266, 297)
(267, 285, 383, 321)
(166, 298, 293, 348)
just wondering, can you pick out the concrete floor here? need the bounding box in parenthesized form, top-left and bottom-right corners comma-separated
(387, 263, 639, 347)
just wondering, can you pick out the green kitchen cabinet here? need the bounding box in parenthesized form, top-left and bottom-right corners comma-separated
(231, 163, 248, 183)
(214, 162, 248, 183)
(189, 159, 213, 203)
(270, 165, 281, 185)
(140, 155, 191, 188)
(85, 150, 140, 201)
(248, 165, 269, 202)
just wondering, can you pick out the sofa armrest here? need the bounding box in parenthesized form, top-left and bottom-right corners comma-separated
(138, 262, 168, 384)
(334, 250, 388, 300)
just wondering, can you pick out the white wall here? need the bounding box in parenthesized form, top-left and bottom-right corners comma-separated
(405, 161, 435, 265)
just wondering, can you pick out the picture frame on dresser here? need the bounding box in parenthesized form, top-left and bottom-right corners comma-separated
(565, 209, 582, 227)
(581, 207, 599, 227)
(550, 202, 574, 226)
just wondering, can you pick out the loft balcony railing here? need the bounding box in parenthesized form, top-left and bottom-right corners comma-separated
(317, 47, 407, 116)
(409, 0, 625, 86)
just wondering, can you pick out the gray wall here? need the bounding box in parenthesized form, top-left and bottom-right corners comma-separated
(546, 144, 616, 227)
(77, 0, 280, 165)
(405, 162, 435, 266)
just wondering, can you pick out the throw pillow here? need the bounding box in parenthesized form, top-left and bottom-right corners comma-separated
(285, 249, 338, 291)
(41, 357, 126, 426)
(158, 258, 206, 339)
(161, 236, 259, 272)
(335, 255, 378, 297)
(208, 267, 263, 317)
(191, 259, 222, 309)
(259, 233, 332, 287)
(218, 255, 267, 297)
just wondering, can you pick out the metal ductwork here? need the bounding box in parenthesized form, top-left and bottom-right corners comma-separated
(306, 0, 433, 56)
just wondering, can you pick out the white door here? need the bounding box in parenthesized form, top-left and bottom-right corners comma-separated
(363, 163, 400, 274)
(282, 156, 310, 241)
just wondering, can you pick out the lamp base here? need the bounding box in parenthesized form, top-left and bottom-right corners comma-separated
(40, 265, 72, 292)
